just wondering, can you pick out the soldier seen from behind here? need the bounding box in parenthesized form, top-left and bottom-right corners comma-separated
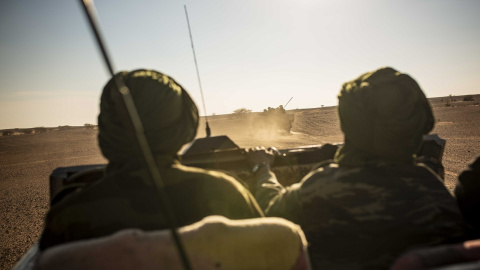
(39, 69, 263, 250)
(246, 67, 466, 270)
(455, 156, 480, 240)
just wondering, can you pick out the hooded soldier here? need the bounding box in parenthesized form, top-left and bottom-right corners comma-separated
(39, 69, 263, 250)
(247, 67, 466, 270)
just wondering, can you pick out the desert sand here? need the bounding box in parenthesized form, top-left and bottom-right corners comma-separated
(1, 97, 479, 269)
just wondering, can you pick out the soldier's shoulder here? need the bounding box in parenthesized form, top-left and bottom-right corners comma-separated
(302, 163, 361, 182)
(173, 164, 248, 189)
(46, 173, 122, 220)
(175, 164, 235, 180)
(299, 163, 358, 189)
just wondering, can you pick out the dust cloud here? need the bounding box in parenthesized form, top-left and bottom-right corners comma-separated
(196, 111, 331, 149)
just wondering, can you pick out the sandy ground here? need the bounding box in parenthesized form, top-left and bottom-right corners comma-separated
(1, 99, 479, 269)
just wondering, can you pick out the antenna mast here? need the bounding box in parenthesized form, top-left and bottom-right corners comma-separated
(184, 5, 211, 137)
(284, 97, 293, 109)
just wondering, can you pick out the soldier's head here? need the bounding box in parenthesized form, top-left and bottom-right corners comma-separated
(335, 67, 434, 166)
(97, 69, 199, 163)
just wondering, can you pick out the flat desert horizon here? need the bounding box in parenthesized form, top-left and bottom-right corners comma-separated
(1, 95, 479, 269)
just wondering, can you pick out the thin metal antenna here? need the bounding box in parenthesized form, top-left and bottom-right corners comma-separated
(78, 1, 192, 270)
(184, 5, 211, 137)
(284, 97, 293, 109)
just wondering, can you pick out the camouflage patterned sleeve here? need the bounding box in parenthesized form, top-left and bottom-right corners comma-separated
(254, 170, 303, 223)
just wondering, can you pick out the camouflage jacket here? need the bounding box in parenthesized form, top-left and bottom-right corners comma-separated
(255, 162, 466, 270)
(40, 159, 263, 250)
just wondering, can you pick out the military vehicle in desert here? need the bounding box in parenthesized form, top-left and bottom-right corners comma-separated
(252, 105, 294, 133)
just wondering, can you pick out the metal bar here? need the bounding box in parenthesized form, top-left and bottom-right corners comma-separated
(284, 97, 293, 109)
(184, 5, 211, 137)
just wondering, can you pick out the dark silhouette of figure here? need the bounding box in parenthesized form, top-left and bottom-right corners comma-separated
(246, 67, 466, 269)
(39, 69, 263, 250)
(455, 156, 480, 239)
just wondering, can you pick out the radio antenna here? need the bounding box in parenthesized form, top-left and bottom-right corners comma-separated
(184, 5, 211, 137)
(78, 1, 192, 269)
(284, 97, 293, 109)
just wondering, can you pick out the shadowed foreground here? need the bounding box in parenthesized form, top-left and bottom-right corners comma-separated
(1, 99, 479, 269)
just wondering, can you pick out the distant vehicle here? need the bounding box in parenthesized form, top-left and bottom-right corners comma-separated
(252, 105, 294, 133)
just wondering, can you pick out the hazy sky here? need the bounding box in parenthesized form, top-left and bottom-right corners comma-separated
(1, 0, 479, 129)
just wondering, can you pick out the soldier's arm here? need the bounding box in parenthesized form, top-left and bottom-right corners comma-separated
(223, 174, 265, 218)
(248, 155, 303, 223)
(247, 147, 301, 222)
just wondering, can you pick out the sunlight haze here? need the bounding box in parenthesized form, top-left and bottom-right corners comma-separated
(0, 0, 479, 129)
